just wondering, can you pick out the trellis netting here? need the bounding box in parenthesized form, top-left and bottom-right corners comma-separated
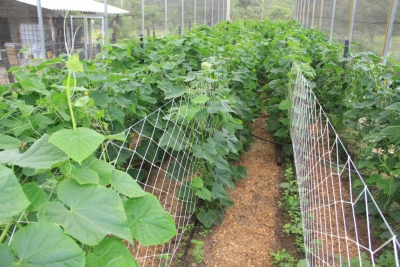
(102, 94, 215, 266)
(289, 67, 400, 266)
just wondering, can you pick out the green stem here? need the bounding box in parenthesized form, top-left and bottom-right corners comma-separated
(66, 70, 77, 130)
(14, 221, 23, 230)
(0, 221, 13, 243)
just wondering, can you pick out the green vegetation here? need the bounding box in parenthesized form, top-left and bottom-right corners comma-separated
(279, 160, 304, 252)
(0, 17, 399, 266)
(191, 239, 205, 264)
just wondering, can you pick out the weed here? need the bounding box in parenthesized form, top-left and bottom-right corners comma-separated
(269, 249, 295, 267)
(198, 225, 212, 238)
(191, 239, 205, 264)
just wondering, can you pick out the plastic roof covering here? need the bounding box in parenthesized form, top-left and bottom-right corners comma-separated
(15, 0, 130, 14)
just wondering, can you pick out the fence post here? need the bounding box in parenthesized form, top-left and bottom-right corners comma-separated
(347, 0, 357, 47)
(204, 0, 207, 24)
(141, 0, 145, 37)
(306, 0, 310, 28)
(382, 0, 399, 65)
(211, 0, 214, 26)
(311, 0, 316, 27)
(342, 39, 350, 70)
(329, 0, 337, 42)
(217, 0, 220, 23)
(194, 0, 196, 24)
(165, 0, 168, 36)
(182, 0, 184, 34)
(36, 0, 46, 59)
(319, 0, 324, 28)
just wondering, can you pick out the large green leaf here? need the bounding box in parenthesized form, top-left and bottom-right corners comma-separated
(89, 91, 112, 107)
(178, 105, 201, 122)
(38, 179, 132, 245)
(86, 237, 139, 267)
(49, 128, 105, 163)
(385, 102, 400, 112)
(158, 127, 186, 151)
(193, 140, 218, 163)
(61, 161, 99, 185)
(0, 135, 21, 150)
(197, 208, 217, 228)
(0, 244, 14, 267)
(0, 165, 30, 225)
(191, 94, 210, 104)
(66, 54, 84, 72)
(214, 167, 234, 188)
(208, 100, 235, 113)
(278, 100, 292, 110)
(125, 195, 177, 246)
(20, 76, 49, 96)
(196, 187, 212, 201)
(158, 81, 186, 99)
(0, 134, 68, 169)
(381, 126, 400, 142)
(111, 169, 148, 198)
(82, 157, 115, 186)
(10, 222, 85, 267)
(22, 182, 47, 212)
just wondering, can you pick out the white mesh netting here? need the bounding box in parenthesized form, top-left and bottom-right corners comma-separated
(103, 96, 212, 266)
(289, 67, 400, 266)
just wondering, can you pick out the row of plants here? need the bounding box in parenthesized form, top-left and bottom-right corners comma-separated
(257, 20, 400, 264)
(0, 20, 284, 266)
(1, 17, 399, 265)
(270, 159, 306, 267)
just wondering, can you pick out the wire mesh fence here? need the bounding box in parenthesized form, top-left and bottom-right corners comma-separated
(289, 67, 400, 266)
(294, 0, 400, 63)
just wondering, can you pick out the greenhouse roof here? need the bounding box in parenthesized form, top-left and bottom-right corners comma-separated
(16, 0, 130, 14)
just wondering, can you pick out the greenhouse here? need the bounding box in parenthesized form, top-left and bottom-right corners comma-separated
(0, 0, 399, 266)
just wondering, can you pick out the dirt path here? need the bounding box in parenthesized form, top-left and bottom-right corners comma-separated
(180, 115, 296, 267)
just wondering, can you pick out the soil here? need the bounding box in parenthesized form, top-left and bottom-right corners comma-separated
(177, 114, 298, 267)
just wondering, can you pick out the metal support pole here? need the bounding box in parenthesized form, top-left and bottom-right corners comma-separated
(194, 0, 196, 24)
(104, 0, 108, 41)
(311, 0, 316, 27)
(182, 0, 184, 33)
(211, 0, 214, 26)
(226, 0, 230, 21)
(329, 0, 337, 42)
(382, 0, 399, 65)
(204, 0, 207, 24)
(36, 0, 46, 58)
(306, 0, 310, 28)
(222, 0, 225, 21)
(261, 0, 264, 20)
(347, 0, 357, 45)
(165, 0, 168, 35)
(84, 18, 88, 59)
(319, 0, 324, 28)
(217, 0, 220, 23)
(141, 0, 145, 37)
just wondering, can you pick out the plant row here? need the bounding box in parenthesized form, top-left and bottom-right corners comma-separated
(0, 20, 284, 266)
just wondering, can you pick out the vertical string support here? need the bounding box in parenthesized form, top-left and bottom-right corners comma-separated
(347, 0, 357, 46)
(382, 0, 399, 65)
